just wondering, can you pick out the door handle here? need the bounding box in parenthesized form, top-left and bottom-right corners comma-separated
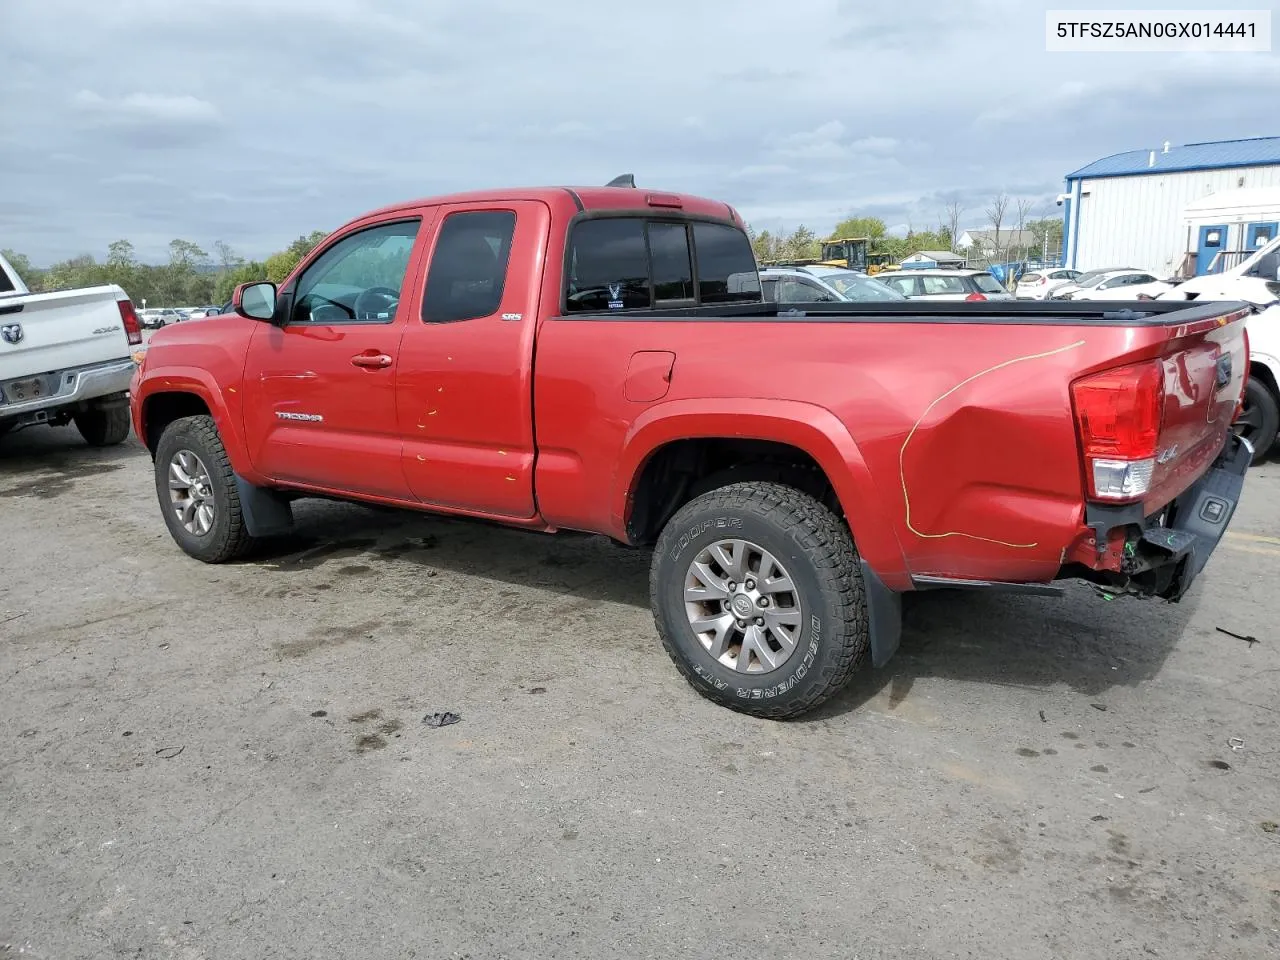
(351, 353, 393, 369)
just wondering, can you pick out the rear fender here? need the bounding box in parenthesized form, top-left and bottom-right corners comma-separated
(615, 398, 909, 588)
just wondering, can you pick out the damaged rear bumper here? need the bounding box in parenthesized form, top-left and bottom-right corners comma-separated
(1079, 432, 1251, 601)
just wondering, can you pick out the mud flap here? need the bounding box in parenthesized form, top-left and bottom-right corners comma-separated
(860, 559, 902, 668)
(234, 474, 295, 537)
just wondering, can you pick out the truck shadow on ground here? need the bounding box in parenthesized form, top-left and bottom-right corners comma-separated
(251, 497, 1200, 711)
(0, 427, 138, 498)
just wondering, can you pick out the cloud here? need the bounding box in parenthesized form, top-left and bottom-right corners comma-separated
(2, 0, 1278, 264)
(72, 91, 221, 126)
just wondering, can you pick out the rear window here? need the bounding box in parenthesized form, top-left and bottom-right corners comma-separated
(565, 219, 652, 311)
(921, 275, 966, 295)
(691, 221, 760, 303)
(972, 274, 1006, 294)
(564, 217, 759, 312)
(647, 222, 694, 302)
(1020, 272, 1043, 283)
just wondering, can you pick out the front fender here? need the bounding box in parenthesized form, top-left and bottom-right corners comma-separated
(132, 366, 257, 480)
(614, 398, 910, 588)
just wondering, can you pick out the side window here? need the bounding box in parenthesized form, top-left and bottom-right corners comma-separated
(692, 221, 760, 303)
(422, 210, 516, 323)
(565, 219, 652, 312)
(647, 222, 694, 303)
(760, 278, 779, 302)
(921, 275, 965, 295)
(291, 220, 420, 324)
(884, 275, 917, 297)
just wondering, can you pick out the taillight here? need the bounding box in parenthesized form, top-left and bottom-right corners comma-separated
(118, 299, 142, 345)
(1071, 360, 1165, 501)
(965, 292, 987, 301)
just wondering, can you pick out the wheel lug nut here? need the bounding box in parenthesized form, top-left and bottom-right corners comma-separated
(758, 597, 769, 607)
(736, 619, 746, 629)
(745, 579, 756, 590)
(754, 618, 764, 626)
(727, 581, 737, 591)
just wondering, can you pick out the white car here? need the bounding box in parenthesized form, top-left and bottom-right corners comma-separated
(1015, 268, 1082, 299)
(877, 268, 1014, 301)
(1050, 269, 1173, 301)
(1157, 236, 1280, 462)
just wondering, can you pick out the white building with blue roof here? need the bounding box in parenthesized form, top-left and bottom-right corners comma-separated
(1062, 136, 1280, 277)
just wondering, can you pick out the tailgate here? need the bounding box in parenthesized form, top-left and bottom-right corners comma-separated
(0, 286, 132, 380)
(1143, 306, 1250, 512)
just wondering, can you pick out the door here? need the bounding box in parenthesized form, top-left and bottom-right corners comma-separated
(396, 200, 551, 518)
(1196, 224, 1228, 275)
(241, 215, 431, 498)
(1247, 221, 1277, 251)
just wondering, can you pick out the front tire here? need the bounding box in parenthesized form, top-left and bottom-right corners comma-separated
(74, 405, 131, 446)
(153, 415, 257, 563)
(1233, 379, 1279, 465)
(650, 481, 869, 720)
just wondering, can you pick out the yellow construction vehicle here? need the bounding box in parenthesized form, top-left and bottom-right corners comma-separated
(818, 237, 870, 272)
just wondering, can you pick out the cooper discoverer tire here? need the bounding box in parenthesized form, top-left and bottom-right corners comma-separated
(153, 414, 257, 563)
(74, 404, 131, 446)
(650, 481, 869, 720)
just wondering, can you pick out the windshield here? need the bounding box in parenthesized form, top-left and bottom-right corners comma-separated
(972, 274, 1006, 294)
(1078, 273, 1110, 288)
(821, 272, 906, 301)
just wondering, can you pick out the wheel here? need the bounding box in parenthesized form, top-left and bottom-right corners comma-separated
(74, 405, 131, 446)
(650, 481, 869, 720)
(153, 415, 257, 563)
(1233, 379, 1279, 465)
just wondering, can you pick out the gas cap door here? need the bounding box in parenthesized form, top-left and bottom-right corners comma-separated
(624, 350, 676, 402)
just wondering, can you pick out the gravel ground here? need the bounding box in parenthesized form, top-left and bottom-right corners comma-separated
(1, 425, 1277, 960)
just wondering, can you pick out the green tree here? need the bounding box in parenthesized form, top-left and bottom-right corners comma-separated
(1, 249, 41, 290)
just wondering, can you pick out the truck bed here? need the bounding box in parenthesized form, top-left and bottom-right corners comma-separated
(532, 296, 1251, 590)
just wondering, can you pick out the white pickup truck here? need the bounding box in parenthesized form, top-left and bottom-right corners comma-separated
(1156, 237, 1280, 463)
(0, 250, 142, 445)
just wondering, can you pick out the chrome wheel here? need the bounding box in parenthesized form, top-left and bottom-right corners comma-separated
(168, 449, 216, 536)
(683, 538, 803, 674)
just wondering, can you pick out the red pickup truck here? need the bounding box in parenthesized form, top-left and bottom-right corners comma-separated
(130, 178, 1253, 719)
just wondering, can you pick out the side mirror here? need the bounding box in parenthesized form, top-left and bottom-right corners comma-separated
(233, 281, 278, 322)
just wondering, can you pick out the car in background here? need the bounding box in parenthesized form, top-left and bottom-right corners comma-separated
(1047, 267, 1137, 299)
(877, 268, 1014, 301)
(184, 305, 221, 319)
(1052, 269, 1173, 301)
(138, 307, 183, 328)
(1015, 268, 1082, 299)
(758, 265, 906, 303)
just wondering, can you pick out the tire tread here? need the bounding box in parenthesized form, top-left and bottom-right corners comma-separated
(650, 481, 868, 720)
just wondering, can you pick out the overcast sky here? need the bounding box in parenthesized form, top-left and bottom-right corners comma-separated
(2, 0, 1278, 264)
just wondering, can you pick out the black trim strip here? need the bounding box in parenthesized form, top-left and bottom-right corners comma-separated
(546, 298, 1253, 328)
(0, 302, 24, 316)
(563, 188, 584, 212)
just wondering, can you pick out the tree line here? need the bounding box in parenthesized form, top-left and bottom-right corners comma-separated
(747, 194, 1064, 265)
(2, 231, 329, 307)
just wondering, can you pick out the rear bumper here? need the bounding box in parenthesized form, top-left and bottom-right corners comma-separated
(1081, 432, 1250, 601)
(0, 358, 135, 420)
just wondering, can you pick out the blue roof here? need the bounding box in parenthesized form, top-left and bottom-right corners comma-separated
(1066, 137, 1280, 180)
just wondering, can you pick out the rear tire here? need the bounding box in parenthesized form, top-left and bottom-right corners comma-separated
(650, 481, 869, 720)
(1234, 379, 1279, 465)
(74, 404, 131, 446)
(154, 415, 257, 563)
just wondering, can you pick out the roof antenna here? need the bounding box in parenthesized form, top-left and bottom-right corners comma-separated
(606, 174, 636, 188)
